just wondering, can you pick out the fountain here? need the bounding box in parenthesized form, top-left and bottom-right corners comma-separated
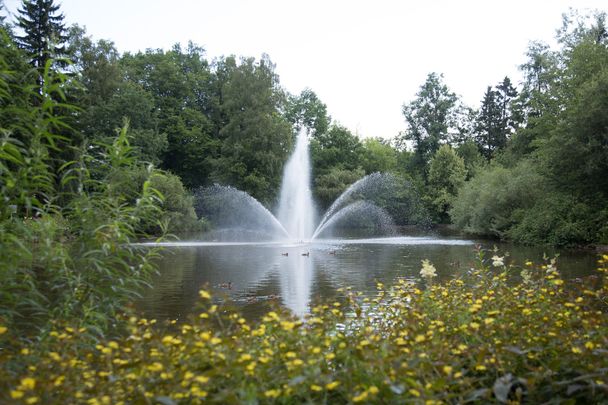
(277, 127, 316, 240)
(138, 128, 472, 319)
(195, 128, 408, 242)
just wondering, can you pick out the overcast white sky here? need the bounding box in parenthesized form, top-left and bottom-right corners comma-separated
(3, 0, 607, 139)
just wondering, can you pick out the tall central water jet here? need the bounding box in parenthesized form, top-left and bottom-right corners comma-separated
(277, 129, 316, 240)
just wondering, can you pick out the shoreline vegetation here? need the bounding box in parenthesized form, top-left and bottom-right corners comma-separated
(1, 251, 607, 403)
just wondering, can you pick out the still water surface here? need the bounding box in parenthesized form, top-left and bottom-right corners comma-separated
(136, 233, 598, 322)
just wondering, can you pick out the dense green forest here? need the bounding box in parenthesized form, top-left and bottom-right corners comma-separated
(3, 2, 607, 248)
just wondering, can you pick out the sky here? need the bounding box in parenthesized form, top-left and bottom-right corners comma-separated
(3, 0, 607, 139)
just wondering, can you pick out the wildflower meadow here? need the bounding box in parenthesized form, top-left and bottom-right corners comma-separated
(1, 251, 607, 404)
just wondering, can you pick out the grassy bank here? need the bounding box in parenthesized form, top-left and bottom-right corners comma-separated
(1, 252, 607, 404)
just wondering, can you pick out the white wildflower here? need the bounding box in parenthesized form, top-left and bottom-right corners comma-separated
(491, 255, 504, 267)
(420, 259, 437, 280)
(520, 269, 533, 284)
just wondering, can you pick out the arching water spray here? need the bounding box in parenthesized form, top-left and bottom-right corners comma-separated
(314, 172, 397, 236)
(194, 185, 289, 240)
(312, 200, 396, 239)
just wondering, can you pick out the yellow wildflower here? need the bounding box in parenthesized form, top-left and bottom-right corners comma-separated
(409, 389, 421, 397)
(281, 321, 295, 331)
(10, 390, 24, 399)
(20, 377, 36, 390)
(199, 290, 211, 299)
(147, 362, 163, 372)
(238, 353, 252, 363)
(265, 389, 281, 398)
(311, 384, 323, 392)
(0, 326, 7, 335)
(352, 391, 368, 402)
(326, 381, 340, 390)
(195, 376, 209, 384)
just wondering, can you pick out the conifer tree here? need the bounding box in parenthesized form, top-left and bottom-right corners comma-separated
(475, 77, 519, 159)
(16, 0, 67, 73)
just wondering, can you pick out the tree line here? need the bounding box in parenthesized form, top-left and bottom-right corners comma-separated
(399, 12, 607, 246)
(2, 0, 607, 249)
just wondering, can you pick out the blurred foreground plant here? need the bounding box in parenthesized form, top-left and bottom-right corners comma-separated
(0, 52, 165, 338)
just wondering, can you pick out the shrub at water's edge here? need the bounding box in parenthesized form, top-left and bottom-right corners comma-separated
(1, 253, 606, 403)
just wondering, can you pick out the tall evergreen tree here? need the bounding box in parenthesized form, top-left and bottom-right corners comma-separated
(475, 86, 502, 159)
(0, 1, 6, 26)
(495, 77, 519, 130)
(16, 0, 67, 73)
(475, 77, 519, 159)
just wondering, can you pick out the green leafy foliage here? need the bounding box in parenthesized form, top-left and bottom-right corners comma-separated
(314, 167, 365, 210)
(450, 160, 546, 238)
(451, 11, 608, 246)
(400, 72, 459, 173)
(426, 145, 466, 223)
(0, 28, 167, 336)
(107, 164, 204, 234)
(209, 56, 293, 204)
(360, 137, 398, 174)
(284, 88, 330, 137)
(310, 124, 363, 179)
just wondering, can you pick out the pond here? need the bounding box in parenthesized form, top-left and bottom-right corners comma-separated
(136, 231, 599, 322)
